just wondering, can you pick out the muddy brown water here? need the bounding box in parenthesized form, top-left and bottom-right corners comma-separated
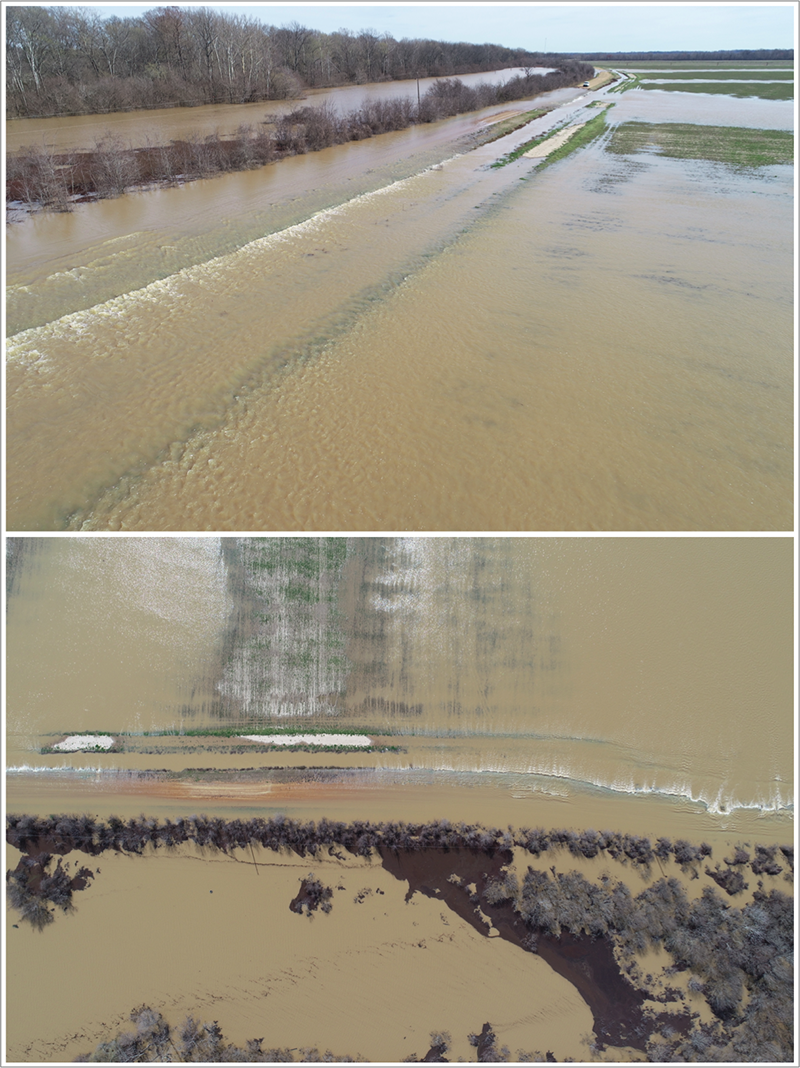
(6, 80, 792, 531)
(7, 536, 793, 839)
(4, 68, 549, 154)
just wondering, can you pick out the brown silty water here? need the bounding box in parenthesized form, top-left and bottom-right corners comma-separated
(6, 537, 793, 833)
(5, 84, 793, 531)
(5, 536, 793, 1062)
(4, 68, 547, 154)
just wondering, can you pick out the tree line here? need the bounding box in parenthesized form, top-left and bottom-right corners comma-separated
(7, 811, 791, 875)
(7, 4, 568, 118)
(574, 49, 793, 61)
(7, 65, 593, 211)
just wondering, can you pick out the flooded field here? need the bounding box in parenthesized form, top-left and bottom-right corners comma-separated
(5, 78, 793, 531)
(7, 536, 793, 831)
(5, 535, 794, 1063)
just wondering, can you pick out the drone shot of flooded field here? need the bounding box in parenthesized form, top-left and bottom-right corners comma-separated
(4, 536, 795, 1062)
(2, 4, 797, 1066)
(4, 5, 795, 531)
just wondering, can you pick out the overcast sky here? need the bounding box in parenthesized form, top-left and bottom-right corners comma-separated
(78, 4, 796, 53)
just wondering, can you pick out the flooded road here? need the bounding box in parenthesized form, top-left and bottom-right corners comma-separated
(6, 536, 793, 837)
(5, 84, 793, 531)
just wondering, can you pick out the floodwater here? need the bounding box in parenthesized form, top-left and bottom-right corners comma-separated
(6, 79, 793, 531)
(6, 536, 793, 841)
(4, 67, 546, 154)
(5, 535, 793, 1062)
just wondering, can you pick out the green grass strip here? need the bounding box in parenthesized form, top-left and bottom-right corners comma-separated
(636, 69, 794, 80)
(47, 726, 400, 738)
(477, 107, 551, 146)
(639, 81, 793, 100)
(491, 119, 573, 167)
(615, 60, 793, 70)
(606, 121, 793, 167)
(608, 75, 642, 94)
(537, 109, 610, 170)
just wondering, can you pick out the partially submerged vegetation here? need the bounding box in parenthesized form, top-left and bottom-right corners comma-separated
(74, 1010, 560, 1063)
(492, 106, 611, 169)
(536, 109, 611, 170)
(607, 122, 794, 167)
(638, 81, 793, 100)
(39, 726, 403, 756)
(75, 1005, 364, 1063)
(608, 74, 642, 93)
(490, 120, 572, 166)
(7, 815, 793, 1060)
(478, 106, 552, 143)
(634, 69, 795, 80)
(6, 65, 592, 212)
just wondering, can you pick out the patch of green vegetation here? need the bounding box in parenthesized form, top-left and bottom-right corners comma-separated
(617, 60, 793, 70)
(637, 69, 794, 80)
(473, 107, 551, 146)
(491, 120, 571, 167)
(639, 81, 793, 100)
(104, 725, 397, 738)
(537, 109, 610, 170)
(608, 75, 641, 94)
(606, 121, 794, 167)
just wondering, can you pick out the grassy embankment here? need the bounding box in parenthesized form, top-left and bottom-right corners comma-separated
(475, 106, 551, 143)
(606, 122, 794, 167)
(608, 74, 642, 93)
(588, 69, 617, 90)
(537, 109, 613, 169)
(492, 107, 612, 169)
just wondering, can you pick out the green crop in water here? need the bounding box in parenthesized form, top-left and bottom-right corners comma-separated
(608, 75, 641, 93)
(636, 69, 794, 80)
(477, 107, 551, 147)
(606, 122, 794, 167)
(537, 109, 611, 170)
(491, 120, 572, 167)
(638, 81, 793, 100)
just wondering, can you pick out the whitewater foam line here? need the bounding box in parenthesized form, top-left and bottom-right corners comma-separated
(6, 155, 464, 357)
(8, 764, 119, 775)
(373, 761, 793, 817)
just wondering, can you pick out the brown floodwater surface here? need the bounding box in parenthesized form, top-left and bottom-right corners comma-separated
(6, 83, 792, 531)
(6, 537, 793, 834)
(4, 68, 551, 154)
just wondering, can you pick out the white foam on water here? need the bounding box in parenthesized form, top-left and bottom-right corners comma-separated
(238, 733, 372, 747)
(52, 735, 114, 751)
(6, 155, 463, 358)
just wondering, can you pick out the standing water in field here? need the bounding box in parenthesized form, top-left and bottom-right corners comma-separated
(6, 537, 793, 833)
(5, 83, 793, 531)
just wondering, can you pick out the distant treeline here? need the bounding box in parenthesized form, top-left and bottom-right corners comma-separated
(7, 4, 578, 118)
(7, 67, 592, 211)
(575, 49, 793, 61)
(7, 814, 794, 1061)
